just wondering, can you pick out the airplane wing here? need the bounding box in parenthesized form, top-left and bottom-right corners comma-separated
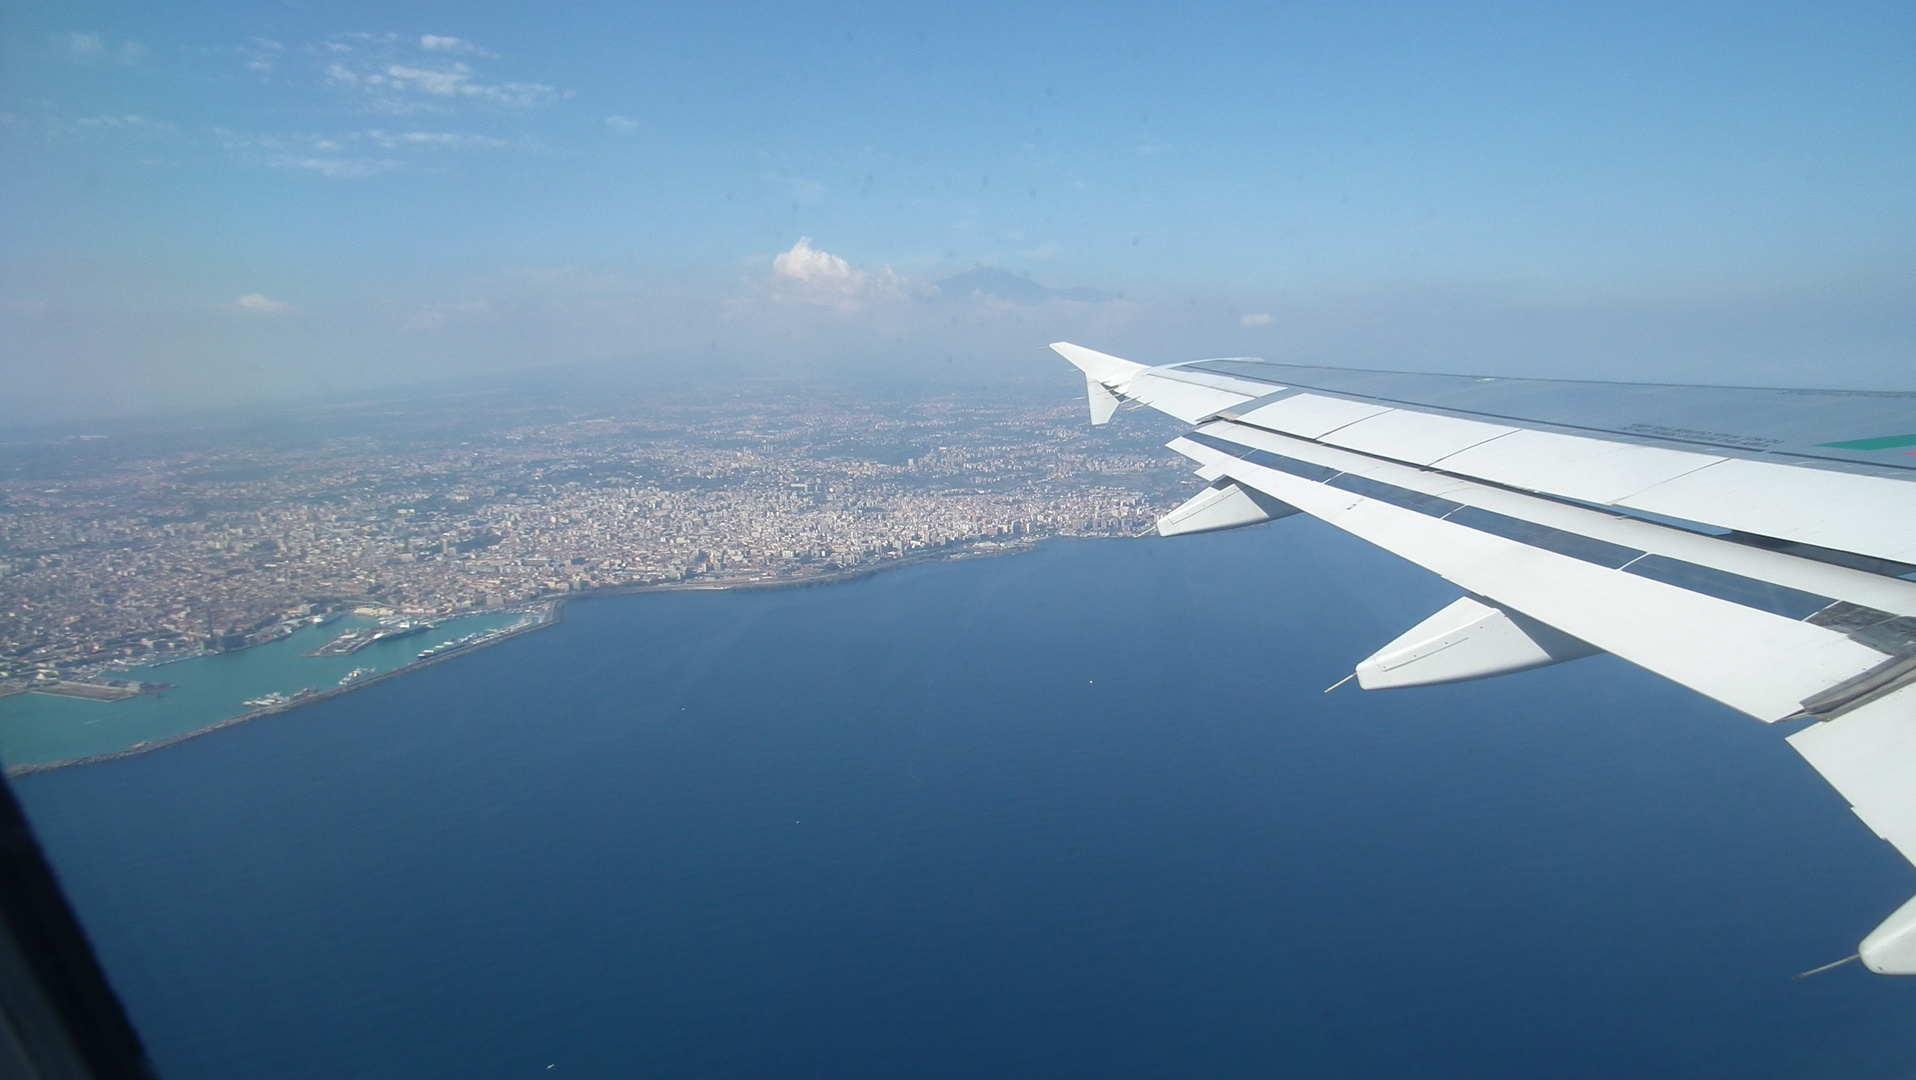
(1050, 341, 1916, 975)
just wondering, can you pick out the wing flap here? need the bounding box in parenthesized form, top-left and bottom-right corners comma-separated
(1789, 685, 1916, 863)
(1169, 425, 1898, 721)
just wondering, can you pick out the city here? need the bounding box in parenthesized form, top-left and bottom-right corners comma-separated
(0, 381, 1195, 685)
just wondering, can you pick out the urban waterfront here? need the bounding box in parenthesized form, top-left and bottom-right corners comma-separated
(0, 607, 536, 768)
(0, 381, 1189, 683)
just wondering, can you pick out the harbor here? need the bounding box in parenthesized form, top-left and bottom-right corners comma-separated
(0, 540, 1044, 776)
(0, 605, 553, 772)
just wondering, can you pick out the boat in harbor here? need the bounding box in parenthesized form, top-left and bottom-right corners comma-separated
(241, 687, 315, 708)
(337, 668, 375, 687)
(306, 619, 435, 658)
(417, 632, 485, 660)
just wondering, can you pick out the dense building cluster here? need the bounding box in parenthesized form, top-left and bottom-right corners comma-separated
(0, 385, 1195, 679)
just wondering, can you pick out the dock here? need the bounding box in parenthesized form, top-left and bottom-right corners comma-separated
(306, 622, 433, 657)
(27, 678, 171, 702)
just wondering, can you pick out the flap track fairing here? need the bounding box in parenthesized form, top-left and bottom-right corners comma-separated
(1354, 596, 1601, 690)
(1156, 479, 1300, 538)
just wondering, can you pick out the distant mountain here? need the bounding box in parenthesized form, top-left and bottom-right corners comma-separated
(934, 267, 1117, 304)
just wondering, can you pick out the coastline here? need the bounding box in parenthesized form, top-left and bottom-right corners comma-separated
(3, 537, 1052, 776)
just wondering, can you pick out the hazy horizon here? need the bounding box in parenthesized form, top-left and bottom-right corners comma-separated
(5, 0, 1913, 423)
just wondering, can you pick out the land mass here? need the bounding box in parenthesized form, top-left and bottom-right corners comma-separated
(1, 379, 1195, 688)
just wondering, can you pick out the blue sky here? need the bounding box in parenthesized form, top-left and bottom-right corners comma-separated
(3, 0, 1913, 421)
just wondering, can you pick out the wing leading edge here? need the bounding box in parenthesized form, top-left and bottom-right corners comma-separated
(1051, 341, 1916, 975)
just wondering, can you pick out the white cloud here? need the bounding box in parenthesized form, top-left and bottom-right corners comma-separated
(270, 156, 393, 178)
(380, 64, 471, 96)
(212, 118, 502, 177)
(381, 63, 558, 108)
(72, 114, 171, 132)
(419, 35, 494, 56)
(768, 239, 910, 310)
(213, 131, 395, 178)
(774, 238, 860, 287)
(59, 32, 142, 64)
(1241, 312, 1273, 327)
(244, 38, 284, 73)
(405, 300, 491, 330)
(604, 115, 640, 134)
(230, 293, 296, 315)
(323, 37, 564, 113)
(363, 130, 506, 150)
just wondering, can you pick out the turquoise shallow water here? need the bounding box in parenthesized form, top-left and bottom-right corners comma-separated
(0, 610, 531, 767)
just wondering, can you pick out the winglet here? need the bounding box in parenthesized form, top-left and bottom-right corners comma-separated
(1049, 342, 1146, 388)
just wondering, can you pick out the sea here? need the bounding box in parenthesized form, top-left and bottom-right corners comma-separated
(11, 523, 1916, 1079)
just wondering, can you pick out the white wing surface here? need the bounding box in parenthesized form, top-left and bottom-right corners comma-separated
(1052, 341, 1916, 974)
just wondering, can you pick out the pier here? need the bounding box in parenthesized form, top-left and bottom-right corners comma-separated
(306, 622, 433, 657)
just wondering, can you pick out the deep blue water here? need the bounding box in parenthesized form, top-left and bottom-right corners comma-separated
(15, 524, 1916, 1079)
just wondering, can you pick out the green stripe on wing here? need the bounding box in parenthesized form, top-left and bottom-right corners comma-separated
(1819, 434, 1916, 451)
